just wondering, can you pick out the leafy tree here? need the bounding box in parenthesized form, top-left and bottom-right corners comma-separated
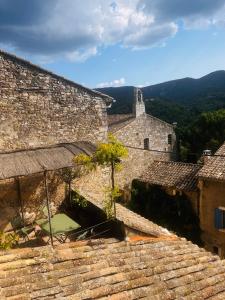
(74, 134, 128, 218)
(179, 109, 225, 161)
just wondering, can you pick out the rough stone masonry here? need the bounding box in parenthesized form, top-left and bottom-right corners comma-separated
(0, 50, 111, 152)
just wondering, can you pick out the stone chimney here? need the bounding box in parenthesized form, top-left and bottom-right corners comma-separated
(202, 149, 212, 164)
(133, 88, 145, 118)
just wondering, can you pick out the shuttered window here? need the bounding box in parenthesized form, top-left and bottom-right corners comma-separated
(215, 208, 225, 229)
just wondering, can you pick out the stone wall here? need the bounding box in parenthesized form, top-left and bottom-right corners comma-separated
(0, 51, 109, 151)
(74, 114, 176, 208)
(112, 114, 176, 187)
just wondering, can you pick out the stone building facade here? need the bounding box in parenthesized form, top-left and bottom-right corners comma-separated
(0, 50, 112, 152)
(0, 49, 112, 232)
(107, 88, 176, 188)
(74, 89, 177, 208)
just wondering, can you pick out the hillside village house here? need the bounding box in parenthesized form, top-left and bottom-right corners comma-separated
(139, 161, 201, 216)
(137, 142, 225, 258)
(198, 142, 225, 257)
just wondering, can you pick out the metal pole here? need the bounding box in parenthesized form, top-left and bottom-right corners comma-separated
(111, 161, 116, 218)
(44, 170, 54, 246)
(15, 177, 25, 225)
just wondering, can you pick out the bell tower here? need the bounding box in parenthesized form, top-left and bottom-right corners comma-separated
(133, 87, 145, 118)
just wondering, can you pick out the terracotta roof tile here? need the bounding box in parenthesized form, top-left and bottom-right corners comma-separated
(1, 237, 225, 299)
(198, 142, 225, 181)
(140, 161, 202, 191)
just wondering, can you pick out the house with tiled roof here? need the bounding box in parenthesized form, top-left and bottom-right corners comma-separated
(107, 88, 177, 189)
(198, 142, 225, 257)
(135, 143, 225, 258)
(139, 161, 202, 216)
(2, 220, 225, 299)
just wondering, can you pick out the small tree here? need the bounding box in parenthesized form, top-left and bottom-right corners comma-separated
(74, 134, 128, 218)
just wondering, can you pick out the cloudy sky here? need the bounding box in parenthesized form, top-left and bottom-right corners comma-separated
(1, 0, 225, 88)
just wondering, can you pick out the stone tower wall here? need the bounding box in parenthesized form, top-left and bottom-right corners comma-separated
(133, 88, 145, 117)
(0, 51, 109, 152)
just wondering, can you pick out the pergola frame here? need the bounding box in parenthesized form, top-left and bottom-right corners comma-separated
(0, 142, 95, 246)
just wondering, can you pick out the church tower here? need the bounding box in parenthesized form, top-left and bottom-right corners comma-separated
(133, 87, 145, 118)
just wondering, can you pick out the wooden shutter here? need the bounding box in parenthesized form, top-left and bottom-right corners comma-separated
(215, 208, 223, 229)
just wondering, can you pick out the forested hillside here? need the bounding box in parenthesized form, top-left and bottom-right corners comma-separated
(97, 71, 225, 161)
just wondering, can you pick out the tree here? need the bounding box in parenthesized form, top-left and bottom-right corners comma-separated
(74, 134, 128, 218)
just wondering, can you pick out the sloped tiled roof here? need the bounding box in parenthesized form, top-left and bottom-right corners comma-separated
(198, 142, 225, 181)
(107, 114, 135, 132)
(1, 236, 225, 299)
(140, 161, 202, 192)
(0, 142, 96, 180)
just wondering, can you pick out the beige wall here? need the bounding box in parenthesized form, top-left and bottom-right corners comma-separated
(200, 180, 225, 257)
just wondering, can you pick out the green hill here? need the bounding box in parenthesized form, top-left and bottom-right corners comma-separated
(96, 71, 225, 127)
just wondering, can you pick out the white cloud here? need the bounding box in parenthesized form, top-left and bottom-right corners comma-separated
(66, 47, 98, 63)
(1, 0, 225, 62)
(96, 77, 125, 88)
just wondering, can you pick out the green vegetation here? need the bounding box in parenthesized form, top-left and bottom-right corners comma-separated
(0, 231, 19, 250)
(179, 109, 225, 162)
(74, 134, 128, 218)
(97, 71, 225, 161)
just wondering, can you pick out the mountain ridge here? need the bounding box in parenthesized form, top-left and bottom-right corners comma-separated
(96, 70, 225, 122)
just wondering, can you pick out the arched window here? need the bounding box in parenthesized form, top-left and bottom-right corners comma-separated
(168, 134, 172, 145)
(144, 138, 149, 150)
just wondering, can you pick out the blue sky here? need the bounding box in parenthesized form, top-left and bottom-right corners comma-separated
(1, 0, 225, 88)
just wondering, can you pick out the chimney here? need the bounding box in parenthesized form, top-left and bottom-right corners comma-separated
(202, 149, 212, 164)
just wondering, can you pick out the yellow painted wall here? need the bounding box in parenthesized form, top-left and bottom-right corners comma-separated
(200, 180, 225, 257)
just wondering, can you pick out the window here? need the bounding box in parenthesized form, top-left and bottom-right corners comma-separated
(215, 207, 225, 229)
(168, 134, 172, 145)
(213, 246, 219, 254)
(144, 138, 149, 150)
